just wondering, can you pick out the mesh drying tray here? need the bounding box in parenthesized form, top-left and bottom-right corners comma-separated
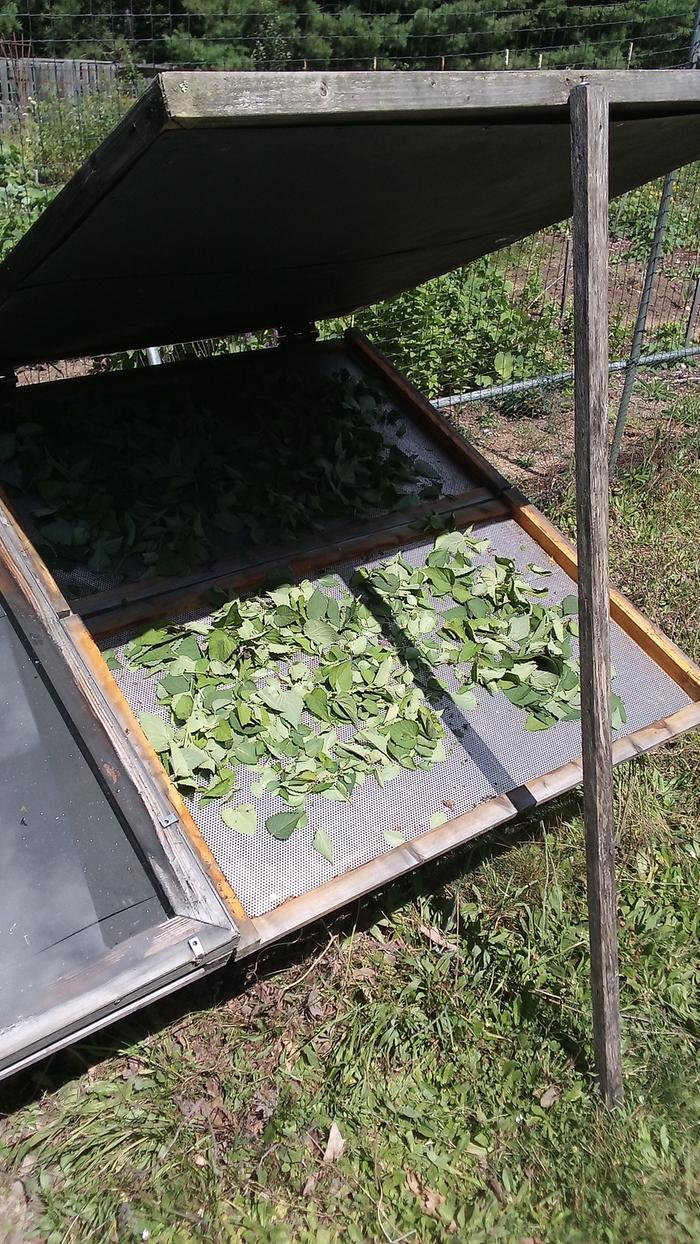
(106, 517, 690, 918)
(3, 345, 477, 602)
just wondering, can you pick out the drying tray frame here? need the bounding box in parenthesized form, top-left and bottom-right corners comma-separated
(2, 328, 698, 965)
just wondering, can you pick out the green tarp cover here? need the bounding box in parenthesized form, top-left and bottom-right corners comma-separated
(2, 69, 700, 366)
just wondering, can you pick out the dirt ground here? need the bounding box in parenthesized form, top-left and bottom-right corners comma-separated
(510, 232, 699, 332)
(450, 360, 700, 499)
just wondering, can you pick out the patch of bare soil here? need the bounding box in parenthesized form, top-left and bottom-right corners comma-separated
(509, 232, 698, 333)
(16, 356, 93, 385)
(450, 361, 700, 500)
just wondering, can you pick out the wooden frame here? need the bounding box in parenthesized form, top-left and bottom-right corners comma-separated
(3, 324, 695, 935)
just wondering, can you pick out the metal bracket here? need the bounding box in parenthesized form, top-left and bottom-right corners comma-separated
(159, 810, 179, 828)
(188, 936, 205, 964)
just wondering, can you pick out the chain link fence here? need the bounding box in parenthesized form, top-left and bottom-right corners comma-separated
(1, 3, 700, 456)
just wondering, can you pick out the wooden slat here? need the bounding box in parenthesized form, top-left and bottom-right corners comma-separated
(159, 70, 700, 129)
(571, 81, 623, 1107)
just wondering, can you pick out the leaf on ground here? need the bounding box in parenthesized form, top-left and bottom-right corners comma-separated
(302, 1172, 320, 1197)
(405, 1170, 456, 1229)
(323, 1122, 346, 1163)
(419, 923, 457, 952)
(538, 1084, 561, 1109)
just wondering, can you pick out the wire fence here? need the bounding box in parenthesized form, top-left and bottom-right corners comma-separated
(1, 3, 700, 458)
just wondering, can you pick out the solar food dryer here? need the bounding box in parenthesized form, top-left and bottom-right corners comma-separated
(1, 70, 699, 1098)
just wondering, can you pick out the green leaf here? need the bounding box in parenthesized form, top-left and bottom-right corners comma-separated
(303, 618, 338, 649)
(221, 804, 257, 835)
(160, 673, 191, 697)
(201, 771, 237, 803)
(169, 742, 193, 778)
(525, 712, 557, 731)
(611, 693, 628, 732)
(313, 827, 334, 863)
(259, 686, 305, 726)
(307, 589, 329, 621)
(230, 737, 258, 766)
(172, 693, 194, 723)
(508, 614, 531, 642)
(560, 594, 579, 616)
(383, 828, 405, 847)
(494, 350, 514, 382)
(430, 810, 449, 828)
(208, 629, 236, 663)
(138, 711, 171, 753)
(388, 719, 418, 749)
(305, 686, 332, 723)
(330, 660, 354, 693)
(266, 808, 306, 840)
(178, 634, 202, 663)
(452, 685, 477, 711)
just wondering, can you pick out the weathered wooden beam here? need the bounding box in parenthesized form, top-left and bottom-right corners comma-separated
(159, 70, 700, 128)
(570, 82, 624, 1106)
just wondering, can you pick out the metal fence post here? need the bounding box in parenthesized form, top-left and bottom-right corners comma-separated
(609, 0, 700, 473)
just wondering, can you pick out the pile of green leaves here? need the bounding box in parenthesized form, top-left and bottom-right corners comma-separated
(115, 530, 626, 859)
(0, 369, 441, 588)
(116, 574, 447, 860)
(355, 529, 627, 733)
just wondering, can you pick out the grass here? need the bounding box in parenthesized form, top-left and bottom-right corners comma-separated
(1, 389, 699, 1243)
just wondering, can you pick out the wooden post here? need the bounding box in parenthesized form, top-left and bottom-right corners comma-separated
(569, 82, 624, 1107)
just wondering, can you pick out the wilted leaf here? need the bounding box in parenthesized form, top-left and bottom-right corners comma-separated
(429, 810, 449, 829)
(539, 1084, 561, 1109)
(419, 924, 457, 952)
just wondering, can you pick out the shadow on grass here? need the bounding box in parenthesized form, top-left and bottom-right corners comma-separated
(0, 787, 589, 1117)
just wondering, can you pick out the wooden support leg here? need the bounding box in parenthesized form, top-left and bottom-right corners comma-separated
(570, 82, 624, 1106)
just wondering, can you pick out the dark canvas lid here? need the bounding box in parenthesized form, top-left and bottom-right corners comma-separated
(2, 69, 700, 368)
